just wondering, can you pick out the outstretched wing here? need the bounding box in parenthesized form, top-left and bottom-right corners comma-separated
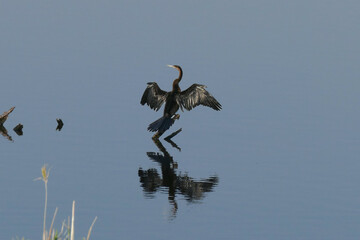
(141, 82, 169, 111)
(176, 84, 222, 111)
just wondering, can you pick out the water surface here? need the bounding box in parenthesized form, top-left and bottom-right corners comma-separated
(1, 1, 360, 240)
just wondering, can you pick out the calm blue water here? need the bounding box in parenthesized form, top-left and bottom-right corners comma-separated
(1, 1, 360, 240)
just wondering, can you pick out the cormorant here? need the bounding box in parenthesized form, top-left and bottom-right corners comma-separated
(141, 65, 221, 138)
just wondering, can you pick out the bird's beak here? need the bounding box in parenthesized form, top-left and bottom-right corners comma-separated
(167, 64, 176, 69)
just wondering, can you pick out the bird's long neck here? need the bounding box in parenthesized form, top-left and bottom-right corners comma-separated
(172, 68, 182, 93)
(172, 79, 181, 93)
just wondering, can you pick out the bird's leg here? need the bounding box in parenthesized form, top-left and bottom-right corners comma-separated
(172, 114, 180, 120)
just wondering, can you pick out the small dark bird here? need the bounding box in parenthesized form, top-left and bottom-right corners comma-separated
(56, 118, 64, 131)
(141, 65, 221, 138)
(13, 123, 23, 136)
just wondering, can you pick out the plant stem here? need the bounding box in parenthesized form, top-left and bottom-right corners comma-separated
(43, 181, 48, 240)
(70, 201, 75, 240)
(86, 216, 98, 240)
(47, 207, 58, 240)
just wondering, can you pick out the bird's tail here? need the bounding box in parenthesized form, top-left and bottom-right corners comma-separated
(147, 116, 174, 132)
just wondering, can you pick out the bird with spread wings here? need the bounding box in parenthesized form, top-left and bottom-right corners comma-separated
(141, 65, 221, 139)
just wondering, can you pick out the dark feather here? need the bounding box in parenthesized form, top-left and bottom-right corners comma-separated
(176, 84, 222, 111)
(140, 82, 169, 111)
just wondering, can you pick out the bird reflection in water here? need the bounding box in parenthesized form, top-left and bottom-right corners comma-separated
(0, 125, 13, 141)
(0, 107, 15, 141)
(138, 135, 219, 220)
